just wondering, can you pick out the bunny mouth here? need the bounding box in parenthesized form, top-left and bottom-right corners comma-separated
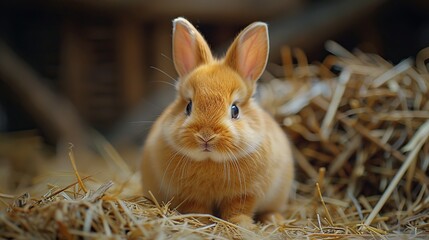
(202, 143, 212, 152)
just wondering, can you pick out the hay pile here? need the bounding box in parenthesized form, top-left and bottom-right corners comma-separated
(260, 41, 429, 236)
(1, 42, 429, 239)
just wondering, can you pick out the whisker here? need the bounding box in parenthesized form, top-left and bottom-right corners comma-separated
(152, 80, 177, 88)
(150, 66, 178, 82)
(168, 153, 187, 197)
(225, 147, 246, 207)
(233, 142, 258, 168)
(240, 141, 262, 164)
(224, 151, 233, 190)
(128, 120, 155, 124)
(229, 143, 261, 210)
(160, 53, 173, 62)
(160, 145, 185, 197)
(222, 160, 227, 188)
(224, 157, 232, 190)
(179, 151, 192, 190)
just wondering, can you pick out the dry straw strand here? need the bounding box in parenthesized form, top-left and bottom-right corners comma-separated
(364, 120, 429, 225)
(68, 143, 88, 193)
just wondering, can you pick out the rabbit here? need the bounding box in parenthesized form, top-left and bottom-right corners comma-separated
(141, 17, 294, 229)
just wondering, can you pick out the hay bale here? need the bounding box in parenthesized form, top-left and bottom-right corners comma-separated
(1, 42, 429, 238)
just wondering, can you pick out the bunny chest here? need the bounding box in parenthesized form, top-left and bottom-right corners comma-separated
(161, 154, 265, 201)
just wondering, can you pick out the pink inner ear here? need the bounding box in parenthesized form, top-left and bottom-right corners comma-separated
(174, 24, 198, 77)
(236, 27, 267, 82)
(178, 43, 196, 75)
(238, 36, 259, 80)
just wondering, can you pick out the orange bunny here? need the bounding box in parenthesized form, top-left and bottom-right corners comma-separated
(141, 17, 294, 228)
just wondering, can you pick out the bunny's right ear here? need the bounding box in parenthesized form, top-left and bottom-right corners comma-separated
(172, 17, 213, 78)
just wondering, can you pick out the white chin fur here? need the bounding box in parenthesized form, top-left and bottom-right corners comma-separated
(184, 150, 229, 162)
(179, 144, 260, 163)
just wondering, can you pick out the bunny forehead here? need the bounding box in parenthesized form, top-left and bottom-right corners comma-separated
(178, 63, 248, 103)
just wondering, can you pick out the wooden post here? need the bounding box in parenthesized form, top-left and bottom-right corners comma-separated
(116, 17, 145, 111)
(60, 20, 91, 121)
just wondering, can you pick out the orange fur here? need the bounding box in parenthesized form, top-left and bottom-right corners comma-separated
(141, 17, 294, 228)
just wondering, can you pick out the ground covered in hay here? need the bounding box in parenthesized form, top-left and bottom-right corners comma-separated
(1, 42, 429, 239)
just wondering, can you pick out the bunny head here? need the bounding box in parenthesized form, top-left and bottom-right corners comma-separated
(162, 17, 269, 162)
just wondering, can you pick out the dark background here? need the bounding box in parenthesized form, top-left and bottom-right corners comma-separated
(0, 0, 428, 147)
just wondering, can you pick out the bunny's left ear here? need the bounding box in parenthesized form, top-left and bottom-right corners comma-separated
(224, 22, 269, 84)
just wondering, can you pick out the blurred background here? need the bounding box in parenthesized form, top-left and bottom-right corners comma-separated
(0, 0, 428, 193)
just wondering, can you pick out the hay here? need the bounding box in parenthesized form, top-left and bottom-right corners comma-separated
(259, 41, 429, 237)
(1, 42, 429, 239)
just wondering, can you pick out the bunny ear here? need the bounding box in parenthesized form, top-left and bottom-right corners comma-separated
(172, 17, 213, 78)
(224, 22, 269, 84)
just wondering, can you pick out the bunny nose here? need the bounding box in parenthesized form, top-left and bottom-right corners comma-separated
(195, 128, 217, 143)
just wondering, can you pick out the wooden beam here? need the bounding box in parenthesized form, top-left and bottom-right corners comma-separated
(34, 0, 302, 24)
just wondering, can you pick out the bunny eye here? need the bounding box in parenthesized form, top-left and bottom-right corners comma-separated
(231, 104, 239, 119)
(185, 100, 192, 116)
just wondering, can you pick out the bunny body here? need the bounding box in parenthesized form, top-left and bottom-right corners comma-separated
(141, 18, 294, 227)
